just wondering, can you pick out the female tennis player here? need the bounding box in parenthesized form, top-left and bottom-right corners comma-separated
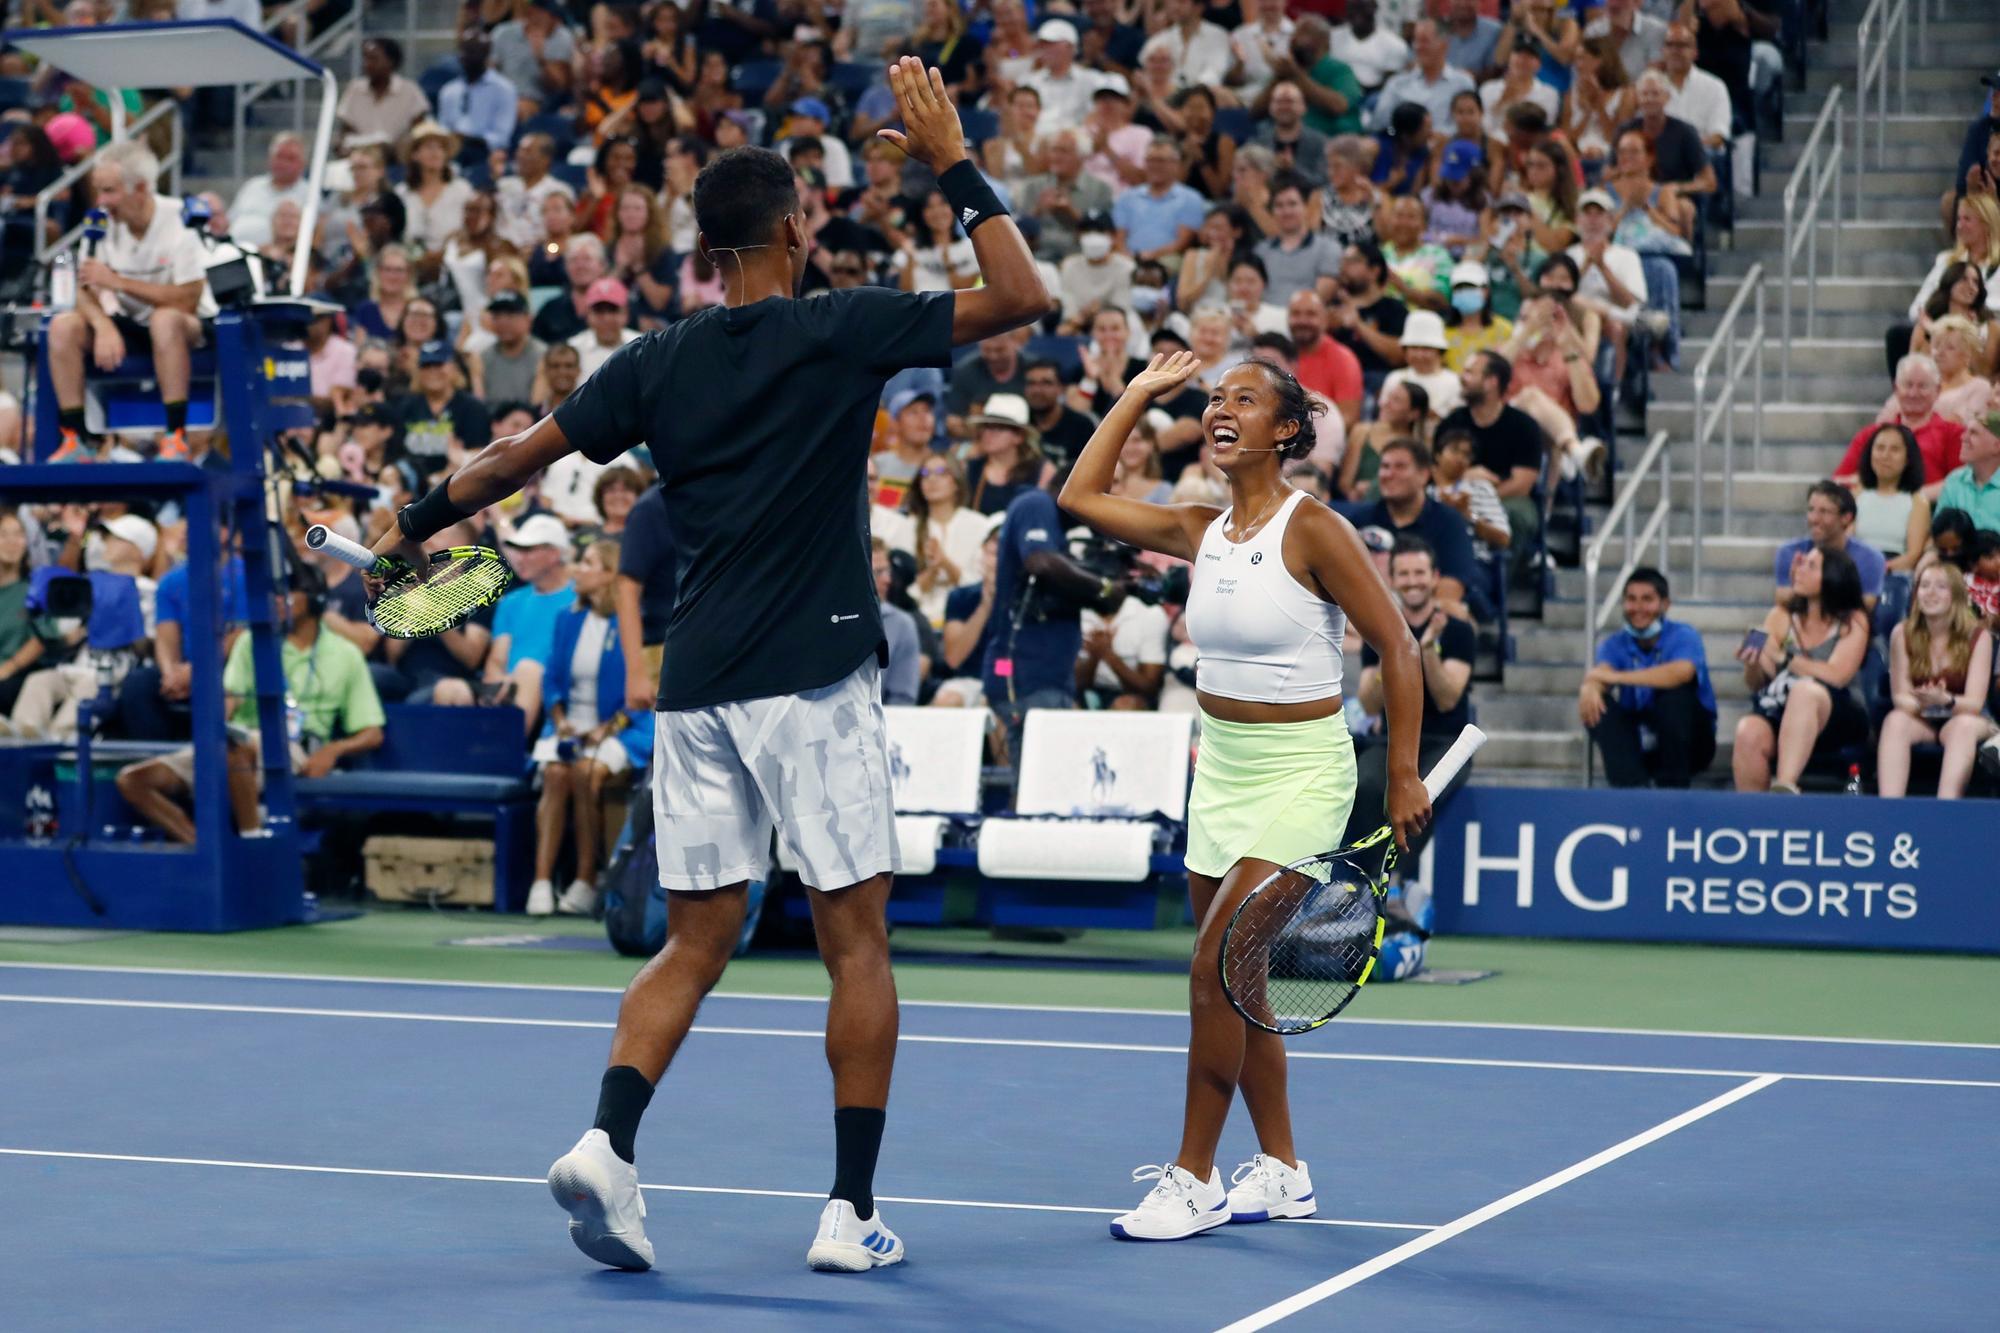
(1058, 351, 1431, 1240)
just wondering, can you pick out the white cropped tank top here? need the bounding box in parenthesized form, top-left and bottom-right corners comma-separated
(1182, 490, 1346, 703)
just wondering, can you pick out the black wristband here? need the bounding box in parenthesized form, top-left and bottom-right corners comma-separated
(398, 481, 474, 544)
(936, 158, 1007, 235)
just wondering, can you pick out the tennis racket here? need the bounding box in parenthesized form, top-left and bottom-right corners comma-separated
(1219, 724, 1487, 1035)
(304, 525, 514, 639)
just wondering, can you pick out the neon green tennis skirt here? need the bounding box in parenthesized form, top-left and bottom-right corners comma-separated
(1184, 709, 1357, 879)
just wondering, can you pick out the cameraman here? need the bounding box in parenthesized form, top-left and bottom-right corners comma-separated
(1076, 538, 1173, 711)
(983, 480, 1125, 765)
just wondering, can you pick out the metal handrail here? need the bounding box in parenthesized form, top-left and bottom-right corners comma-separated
(231, 0, 363, 187)
(1689, 263, 1766, 592)
(1580, 429, 1672, 787)
(1780, 85, 1842, 393)
(31, 98, 184, 266)
(1854, 0, 1910, 198)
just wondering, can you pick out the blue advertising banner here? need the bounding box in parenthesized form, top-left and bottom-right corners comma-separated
(1413, 787, 2000, 954)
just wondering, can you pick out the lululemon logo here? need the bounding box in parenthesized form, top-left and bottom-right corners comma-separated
(1250, 551, 1263, 565)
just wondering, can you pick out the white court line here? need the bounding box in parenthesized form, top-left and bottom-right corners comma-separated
(1216, 1075, 1784, 1332)
(0, 1148, 1430, 1231)
(5, 994, 1999, 1089)
(2, 960, 1994, 1051)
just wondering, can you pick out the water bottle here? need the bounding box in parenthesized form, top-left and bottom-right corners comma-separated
(49, 249, 74, 311)
(24, 783, 55, 842)
(1843, 764, 1863, 796)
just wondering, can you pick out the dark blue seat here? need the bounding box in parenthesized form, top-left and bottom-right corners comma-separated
(732, 58, 783, 103)
(828, 62, 878, 102)
(514, 111, 578, 155)
(419, 56, 461, 109)
(1213, 107, 1253, 145)
(959, 107, 999, 146)
(1024, 333, 1086, 380)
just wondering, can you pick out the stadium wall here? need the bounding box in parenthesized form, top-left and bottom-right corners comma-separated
(1415, 789, 2000, 954)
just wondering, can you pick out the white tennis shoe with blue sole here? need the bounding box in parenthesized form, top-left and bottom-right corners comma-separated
(807, 1199, 905, 1271)
(1226, 1154, 1317, 1222)
(547, 1129, 655, 1271)
(1109, 1164, 1232, 1240)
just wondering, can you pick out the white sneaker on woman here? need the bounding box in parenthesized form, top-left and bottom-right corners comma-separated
(525, 879, 556, 916)
(1109, 1164, 1231, 1240)
(1226, 1154, 1317, 1222)
(547, 1129, 654, 1270)
(556, 878, 598, 916)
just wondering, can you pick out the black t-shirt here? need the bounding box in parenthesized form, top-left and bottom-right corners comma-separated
(1335, 294, 1409, 374)
(1363, 613, 1476, 740)
(1350, 495, 1480, 593)
(941, 581, 993, 675)
(553, 286, 957, 709)
(396, 601, 494, 686)
(397, 391, 492, 468)
(532, 293, 587, 343)
(1033, 404, 1099, 473)
(1437, 404, 1544, 489)
(617, 486, 679, 647)
(1621, 115, 1710, 186)
(944, 349, 1026, 419)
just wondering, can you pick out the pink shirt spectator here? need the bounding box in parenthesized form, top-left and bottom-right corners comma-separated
(1083, 124, 1151, 193)
(309, 332, 358, 400)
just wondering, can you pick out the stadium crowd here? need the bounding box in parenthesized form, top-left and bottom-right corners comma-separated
(0, 0, 1995, 877)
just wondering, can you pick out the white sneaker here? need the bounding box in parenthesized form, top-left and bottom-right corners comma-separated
(1978, 733, 2000, 781)
(546, 1129, 654, 1271)
(1226, 1154, 1317, 1223)
(806, 1198, 904, 1272)
(1109, 1163, 1231, 1241)
(1578, 435, 1609, 484)
(525, 879, 555, 916)
(556, 878, 598, 916)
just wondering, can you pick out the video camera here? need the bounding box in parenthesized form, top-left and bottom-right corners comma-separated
(1068, 532, 1189, 608)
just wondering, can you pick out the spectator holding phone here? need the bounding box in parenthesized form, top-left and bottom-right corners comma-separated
(1876, 562, 1995, 799)
(1580, 567, 1717, 788)
(1733, 545, 1871, 794)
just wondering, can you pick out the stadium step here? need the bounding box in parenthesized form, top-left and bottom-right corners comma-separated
(1644, 401, 1892, 445)
(1699, 273, 1911, 314)
(1781, 111, 1983, 146)
(1679, 336, 1888, 378)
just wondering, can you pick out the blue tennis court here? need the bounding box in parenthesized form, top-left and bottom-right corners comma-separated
(2, 962, 1994, 1330)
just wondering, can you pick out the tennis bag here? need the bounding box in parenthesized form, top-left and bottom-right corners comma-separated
(601, 796, 766, 958)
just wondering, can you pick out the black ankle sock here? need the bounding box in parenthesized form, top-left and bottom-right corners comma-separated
(58, 407, 85, 436)
(592, 1065, 655, 1164)
(163, 400, 188, 433)
(830, 1106, 886, 1221)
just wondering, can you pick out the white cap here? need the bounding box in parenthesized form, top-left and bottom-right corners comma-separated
(970, 393, 1032, 430)
(504, 513, 573, 551)
(1036, 18, 1079, 45)
(101, 513, 157, 561)
(1093, 72, 1134, 99)
(1449, 259, 1490, 288)
(1399, 310, 1449, 350)
(1578, 187, 1616, 212)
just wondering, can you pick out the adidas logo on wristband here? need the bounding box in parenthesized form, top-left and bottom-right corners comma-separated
(960, 206, 978, 228)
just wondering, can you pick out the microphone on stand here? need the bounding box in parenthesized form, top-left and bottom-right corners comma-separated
(81, 209, 107, 261)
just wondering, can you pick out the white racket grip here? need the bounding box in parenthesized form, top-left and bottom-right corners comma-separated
(304, 524, 383, 574)
(1421, 724, 1487, 802)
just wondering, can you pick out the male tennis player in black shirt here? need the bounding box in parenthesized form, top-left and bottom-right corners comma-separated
(369, 59, 1051, 1275)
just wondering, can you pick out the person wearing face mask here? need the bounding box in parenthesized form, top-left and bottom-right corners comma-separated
(1579, 566, 1717, 788)
(1057, 212, 1135, 334)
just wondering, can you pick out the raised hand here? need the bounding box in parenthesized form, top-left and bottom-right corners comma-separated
(1125, 350, 1201, 402)
(876, 56, 965, 175)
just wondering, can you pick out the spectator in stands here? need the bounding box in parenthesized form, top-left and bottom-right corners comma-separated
(398, 341, 493, 487)
(1114, 137, 1207, 266)
(47, 141, 210, 464)
(1622, 69, 1718, 197)
(439, 31, 520, 156)
(1586, 0, 1667, 85)
(441, 190, 515, 322)
(532, 232, 607, 345)
(496, 133, 576, 250)
(582, 466, 641, 547)
(1139, 0, 1232, 92)
(1850, 424, 1932, 576)
(398, 121, 477, 255)
(305, 307, 358, 409)
(1384, 311, 1462, 417)
(1934, 411, 2000, 536)
(933, 523, 1003, 709)
(117, 568, 385, 844)
(1495, 0, 1580, 94)
(0, 510, 35, 719)
(1348, 439, 1480, 617)
(946, 328, 1029, 438)
(1561, 38, 1635, 179)
(1422, 136, 1490, 255)
(1909, 262, 2000, 377)
(1898, 317, 1993, 428)
(1380, 196, 1453, 312)
(1440, 0, 1502, 78)
(1373, 102, 1436, 200)
(871, 537, 925, 707)
(905, 454, 989, 630)
(476, 290, 545, 406)
(1567, 188, 1649, 378)
(1734, 545, 1871, 794)
(1055, 213, 1135, 336)
(1219, 256, 1289, 352)
(492, 0, 577, 115)
(1440, 350, 1546, 552)
(1969, 531, 2000, 622)
(569, 277, 640, 376)
(532, 340, 582, 412)
(1348, 533, 1475, 856)
(1341, 378, 1426, 503)
(875, 388, 939, 507)
(1835, 354, 1963, 495)
(7, 515, 152, 740)
(1022, 360, 1098, 473)
(1775, 481, 1886, 609)
(1892, 196, 2000, 378)
(230, 133, 311, 250)
(1501, 256, 1607, 482)
(1085, 80, 1154, 192)
(528, 536, 651, 917)
(337, 37, 431, 148)
(1284, 289, 1365, 425)
(1328, 1, 1407, 96)
(965, 394, 1045, 517)
(1876, 561, 1995, 799)
(1178, 207, 1250, 313)
(1580, 566, 1717, 788)
(1657, 19, 1733, 151)
(1022, 128, 1114, 263)
(482, 513, 576, 733)
(1078, 569, 1169, 711)
(1520, 138, 1580, 252)
(1318, 135, 1381, 249)
(1250, 177, 1337, 308)
(1443, 259, 1513, 368)
(1330, 241, 1410, 375)
(1431, 424, 1511, 562)
(1604, 128, 1695, 257)
(1369, 20, 1476, 136)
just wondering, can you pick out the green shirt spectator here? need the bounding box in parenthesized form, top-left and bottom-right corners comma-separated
(1934, 415, 2000, 533)
(222, 624, 385, 744)
(1305, 56, 1365, 137)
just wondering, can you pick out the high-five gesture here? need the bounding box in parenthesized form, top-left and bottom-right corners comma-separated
(1126, 351, 1202, 403)
(877, 57, 965, 174)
